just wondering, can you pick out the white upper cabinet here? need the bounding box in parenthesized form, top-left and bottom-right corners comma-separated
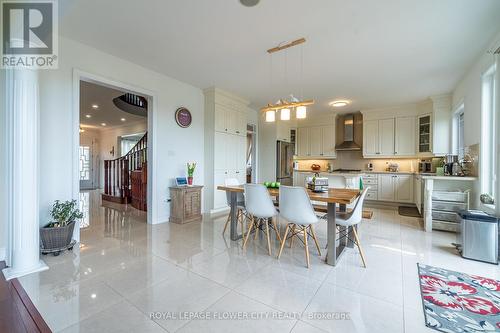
(297, 127, 310, 157)
(395, 117, 416, 156)
(363, 118, 394, 157)
(296, 125, 336, 158)
(379, 118, 395, 155)
(309, 128, 322, 156)
(363, 120, 379, 156)
(321, 125, 336, 157)
(277, 121, 291, 142)
(214, 103, 246, 137)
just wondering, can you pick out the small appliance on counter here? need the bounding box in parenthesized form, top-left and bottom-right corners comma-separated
(457, 210, 499, 264)
(306, 175, 328, 193)
(387, 162, 399, 172)
(444, 154, 460, 176)
(367, 162, 374, 171)
(419, 159, 432, 173)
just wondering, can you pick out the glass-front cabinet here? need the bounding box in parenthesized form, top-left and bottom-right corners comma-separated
(418, 114, 432, 153)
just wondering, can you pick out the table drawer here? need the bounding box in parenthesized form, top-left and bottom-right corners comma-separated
(432, 191, 468, 203)
(432, 201, 467, 212)
(432, 210, 458, 222)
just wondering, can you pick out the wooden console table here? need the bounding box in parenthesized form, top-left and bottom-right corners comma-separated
(169, 185, 203, 224)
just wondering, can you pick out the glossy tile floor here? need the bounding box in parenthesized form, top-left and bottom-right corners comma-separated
(19, 190, 500, 333)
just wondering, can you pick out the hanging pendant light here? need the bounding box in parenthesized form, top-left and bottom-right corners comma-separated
(280, 108, 290, 121)
(296, 106, 307, 119)
(265, 110, 276, 122)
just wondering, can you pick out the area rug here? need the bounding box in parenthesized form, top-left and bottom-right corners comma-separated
(417, 264, 500, 332)
(398, 206, 421, 217)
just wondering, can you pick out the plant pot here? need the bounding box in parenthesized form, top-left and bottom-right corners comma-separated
(188, 176, 193, 185)
(40, 220, 76, 251)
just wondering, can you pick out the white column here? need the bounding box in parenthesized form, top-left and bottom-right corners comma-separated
(2, 69, 48, 280)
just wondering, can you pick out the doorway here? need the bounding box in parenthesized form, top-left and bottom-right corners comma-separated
(73, 70, 157, 243)
(247, 124, 257, 183)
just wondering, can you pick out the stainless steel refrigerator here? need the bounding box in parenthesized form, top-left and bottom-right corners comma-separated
(276, 141, 295, 186)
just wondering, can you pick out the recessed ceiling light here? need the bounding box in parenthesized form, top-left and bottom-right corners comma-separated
(101, 123, 106, 126)
(240, 0, 260, 7)
(120, 118, 126, 122)
(85, 114, 92, 118)
(92, 104, 99, 109)
(330, 100, 350, 108)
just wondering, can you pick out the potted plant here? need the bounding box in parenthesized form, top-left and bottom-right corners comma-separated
(187, 162, 196, 185)
(40, 200, 83, 255)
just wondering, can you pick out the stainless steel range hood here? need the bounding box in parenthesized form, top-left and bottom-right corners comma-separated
(335, 114, 361, 151)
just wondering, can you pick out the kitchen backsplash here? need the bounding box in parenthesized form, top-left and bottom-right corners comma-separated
(295, 151, 419, 172)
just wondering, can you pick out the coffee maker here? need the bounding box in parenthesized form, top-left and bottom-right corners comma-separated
(444, 155, 458, 176)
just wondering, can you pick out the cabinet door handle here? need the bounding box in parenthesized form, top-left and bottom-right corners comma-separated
(236, 131, 240, 134)
(394, 152, 398, 154)
(235, 171, 240, 174)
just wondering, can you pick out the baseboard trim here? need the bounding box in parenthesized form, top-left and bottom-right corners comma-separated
(210, 207, 229, 217)
(0, 248, 5, 261)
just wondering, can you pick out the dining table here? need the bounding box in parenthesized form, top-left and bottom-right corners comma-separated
(217, 185, 361, 266)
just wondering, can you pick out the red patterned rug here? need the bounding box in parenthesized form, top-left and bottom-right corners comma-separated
(418, 264, 500, 332)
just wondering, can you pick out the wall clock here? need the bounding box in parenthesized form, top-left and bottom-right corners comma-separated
(175, 107, 192, 128)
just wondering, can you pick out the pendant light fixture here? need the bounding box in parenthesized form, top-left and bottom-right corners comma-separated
(262, 38, 313, 122)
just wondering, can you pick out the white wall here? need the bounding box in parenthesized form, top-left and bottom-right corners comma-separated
(452, 31, 500, 209)
(38, 36, 204, 225)
(0, 69, 5, 259)
(452, 31, 500, 147)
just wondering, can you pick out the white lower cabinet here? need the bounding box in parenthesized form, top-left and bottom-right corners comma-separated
(377, 174, 414, 203)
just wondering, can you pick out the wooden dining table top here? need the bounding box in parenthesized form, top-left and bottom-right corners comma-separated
(217, 185, 360, 205)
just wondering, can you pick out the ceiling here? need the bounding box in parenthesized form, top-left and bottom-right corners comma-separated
(80, 81, 146, 129)
(62, 0, 500, 114)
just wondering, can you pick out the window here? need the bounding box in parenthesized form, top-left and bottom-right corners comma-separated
(480, 64, 497, 200)
(79, 146, 90, 180)
(452, 103, 465, 159)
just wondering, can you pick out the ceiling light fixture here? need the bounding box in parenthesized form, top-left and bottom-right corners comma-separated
(101, 123, 106, 126)
(85, 114, 91, 118)
(330, 100, 350, 108)
(262, 38, 313, 122)
(120, 118, 126, 122)
(92, 104, 99, 109)
(240, 0, 260, 7)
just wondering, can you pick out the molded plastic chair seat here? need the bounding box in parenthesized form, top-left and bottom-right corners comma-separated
(277, 186, 322, 268)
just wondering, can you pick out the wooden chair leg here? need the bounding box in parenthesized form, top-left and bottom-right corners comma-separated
(352, 226, 367, 268)
(239, 210, 245, 241)
(277, 224, 290, 259)
(303, 226, 310, 268)
(264, 219, 272, 256)
(254, 218, 259, 240)
(289, 225, 296, 248)
(222, 213, 230, 235)
(242, 218, 255, 250)
(272, 218, 282, 243)
(309, 225, 322, 256)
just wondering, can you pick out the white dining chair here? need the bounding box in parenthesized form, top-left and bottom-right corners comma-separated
(242, 183, 281, 255)
(222, 178, 246, 239)
(335, 187, 369, 268)
(277, 186, 322, 268)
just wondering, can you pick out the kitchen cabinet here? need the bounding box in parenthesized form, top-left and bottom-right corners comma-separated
(277, 121, 291, 142)
(309, 128, 322, 156)
(296, 125, 336, 158)
(321, 125, 336, 157)
(418, 114, 432, 154)
(363, 119, 394, 157)
(414, 175, 423, 214)
(205, 88, 249, 212)
(214, 103, 246, 136)
(378, 174, 395, 201)
(395, 117, 416, 156)
(395, 174, 414, 203)
(377, 174, 414, 203)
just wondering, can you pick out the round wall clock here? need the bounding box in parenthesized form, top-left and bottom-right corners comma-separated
(175, 107, 192, 128)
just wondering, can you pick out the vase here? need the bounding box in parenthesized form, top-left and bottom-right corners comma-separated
(188, 176, 193, 185)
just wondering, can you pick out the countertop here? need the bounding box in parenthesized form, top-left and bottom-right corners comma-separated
(420, 175, 477, 181)
(294, 169, 478, 180)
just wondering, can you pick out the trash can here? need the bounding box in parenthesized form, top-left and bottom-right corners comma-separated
(458, 210, 499, 264)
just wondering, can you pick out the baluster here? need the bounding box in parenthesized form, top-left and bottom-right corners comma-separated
(115, 159, 119, 197)
(104, 160, 108, 194)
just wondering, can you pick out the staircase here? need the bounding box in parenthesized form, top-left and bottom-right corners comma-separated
(102, 132, 147, 211)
